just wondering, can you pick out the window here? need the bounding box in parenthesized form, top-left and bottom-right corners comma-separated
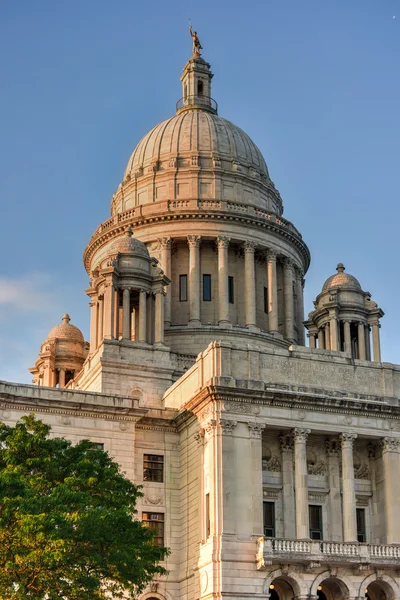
(205, 493, 210, 538)
(357, 508, 366, 542)
(95, 443, 104, 450)
(203, 274, 211, 301)
(198, 79, 204, 96)
(142, 512, 164, 547)
(309, 505, 323, 540)
(263, 501, 275, 537)
(264, 286, 269, 313)
(143, 454, 164, 482)
(179, 274, 187, 302)
(228, 276, 234, 304)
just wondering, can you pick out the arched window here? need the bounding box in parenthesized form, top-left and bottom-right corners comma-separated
(197, 80, 204, 96)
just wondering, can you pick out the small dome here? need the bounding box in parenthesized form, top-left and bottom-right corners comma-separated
(47, 314, 85, 343)
(110, 227, 149, 257)
(321, 263, 362, 293)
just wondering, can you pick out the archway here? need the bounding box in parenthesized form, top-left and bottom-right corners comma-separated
(360, 575, 399, 600)
(311, 572, 352, 600)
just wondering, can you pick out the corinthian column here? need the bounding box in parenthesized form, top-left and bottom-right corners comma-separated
(154, 290, 165, 345)
(357, 321, 366, 360)
(371, 321, 381, 362)
(267, 249, 279, 333)
(89, 300, 98, 353)
(122, 288, 131, 340)
(138, 289, 147, 342)
(340, 433, 357, 542)
(283, 258, 295, 342)
(279, 433, 296, 538)
(217, 236, 230, 327)
(325, 439, 342, 541)
(244, 241, 257, 329)
(343, 320, 351, 354)
(380, 437, 400, 544)
(97, 295, 104, 344)
(295, 268, 305, 345)
(187, 235, 201, 325)
(293, 428, 310, 539)
(159, 237, 172, 326)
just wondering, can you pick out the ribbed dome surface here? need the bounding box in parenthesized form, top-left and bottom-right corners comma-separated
(47, 315, 84, 343)
(124, 110, 269, 179)
(110, 229, 149, 257)
(322, 264, 361, 293)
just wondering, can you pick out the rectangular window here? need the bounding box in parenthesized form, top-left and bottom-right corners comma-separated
(357, 508, 366, 543)
(205, 493, 210, 538)
(142, 512, 164, 547)
(179, 274, 187, 302)
(228, 276, 234, 304)
(263, 501, 275, 537)
(203, 274, 212, 301)
(264, 286, 268, 313)
(309, 505, 323, 540)
(95, 443, 104, 450)
(143, 454, 164, 483)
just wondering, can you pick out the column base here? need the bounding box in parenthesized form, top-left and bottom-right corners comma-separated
(188, 319, 201, 328)
(246, 324, 260, 332)
(218, 320, 232, 329)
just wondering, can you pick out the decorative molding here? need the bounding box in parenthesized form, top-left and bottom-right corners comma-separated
(216, 235, 230, 249)
(262, 456, 281, 472)
(220, 419, 237, 435)
(187, 235, 201, 248)
(308, 461, 327, 476)
(354, 464, 370, 480)
(340, 432, 357, 447)
(224, 401, 259, 415)
(247, 422, 265, 438)
(293, 428, 311, 443)
(144, 494, 163, 506)
(243, 240, 257, 253)
(380, 436, 400, 452)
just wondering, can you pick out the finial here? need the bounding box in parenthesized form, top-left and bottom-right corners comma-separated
(125, 226, 133, 237)
(189, 18, 203, 56)
(62, 314, 71, 324)
(336, 263, 345, 273)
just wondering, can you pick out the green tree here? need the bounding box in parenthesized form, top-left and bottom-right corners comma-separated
(0, 415, 168, 599)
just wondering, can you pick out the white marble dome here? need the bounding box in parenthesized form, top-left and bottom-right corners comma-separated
(123, 111, 269, 181)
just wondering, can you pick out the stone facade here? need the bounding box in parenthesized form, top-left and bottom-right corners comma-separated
(9, 44, 398, 600)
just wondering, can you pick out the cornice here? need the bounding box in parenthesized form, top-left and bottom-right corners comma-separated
(0, 400, 146, 422)
(83, 209, 310, 274)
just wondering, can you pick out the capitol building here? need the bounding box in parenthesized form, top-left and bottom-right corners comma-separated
(1, 39, 400, 600)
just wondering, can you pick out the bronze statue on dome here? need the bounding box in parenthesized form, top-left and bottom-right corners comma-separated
(189, 19, 202, 56)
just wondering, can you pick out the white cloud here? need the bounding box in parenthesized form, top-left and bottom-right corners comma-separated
(0, 273, 58, 312)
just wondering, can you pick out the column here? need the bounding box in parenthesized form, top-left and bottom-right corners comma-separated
(365, 325, 371, 360)
(244, 241, 257, 329)
(308, 334, 316, 349)
(114, 289, 120, 340)
(59, 368, 66, 389)
(138, 289, 147, 342)
(160, 237, 172, 327)
(103, 284, 114, 339)
(324, 323, 330, 350)
(371, 322, 381, 362)
(317, 329, 325, 349)
(283, 258, 295, 341)
(154, 290, 165, 345)
(343, 320, 351, 354)
(122, 288, 131, 340)
(357, 321, 366, 360)
(330, 314, 338, 351)
(293, 428, 311, 539)
(267, 249, 279, 333)
(89, 300, 98, 353)
(217, 236, 230, 326)
(279, 433, 296, 538)
(248, 422, 266, 536)
(380, 437, 400, 544)
(325, 439, 342, 541)
(187, 235, 201, 325)
(295, 268, 306, 345)
(97, 296, 104, 344)
(340, 433, 357, 542)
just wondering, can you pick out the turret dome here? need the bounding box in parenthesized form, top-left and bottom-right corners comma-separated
(47, 314, 84, 343)
(110, 227, 149, 258)
(321, 263, 362, 293)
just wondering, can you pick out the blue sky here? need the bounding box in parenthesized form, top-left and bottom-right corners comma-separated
(0, 0, 399, 383)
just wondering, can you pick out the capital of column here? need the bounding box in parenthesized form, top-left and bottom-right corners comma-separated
(283, 256, 295, 273)
(217, 235, 230, 249)
(380, 436, 400, 453)
(325, 438, 340, 456)
(243, 240, 257, 254)
(187, 235, 201, 248)
(220, 419, 238, 435)
(267, 248, 278, 262)
(279, 433, 294, 451)
(340, 432, 357, 447)
(295, 266, 304, 282)
(293, 428, 311, 443)
(247, 422, 266, 438)
(159, 236, 172, 248)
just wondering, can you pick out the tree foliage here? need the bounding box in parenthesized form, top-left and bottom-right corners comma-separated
(0, 415, 168, 599)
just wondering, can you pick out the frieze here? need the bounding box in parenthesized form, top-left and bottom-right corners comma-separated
(143, 494, 163, 505)
(223, 400, 259, 415)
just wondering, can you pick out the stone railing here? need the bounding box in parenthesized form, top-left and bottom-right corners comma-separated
(256, 537, 400, 570)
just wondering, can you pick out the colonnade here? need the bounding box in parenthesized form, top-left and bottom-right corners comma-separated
(159, 235, 305, 343)
(308, 317, 381, 362)
(277, 429, 400, 543)
(89, 284, 165, 351)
